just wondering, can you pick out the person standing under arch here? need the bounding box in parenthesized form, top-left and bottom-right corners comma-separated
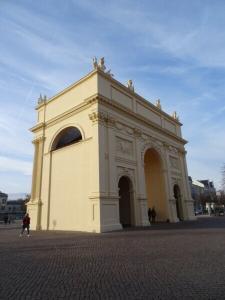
(151, 207, 156, 223)
(148, 207, 152, 224)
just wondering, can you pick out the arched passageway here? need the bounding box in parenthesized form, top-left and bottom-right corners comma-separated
(118, 176, 134, 228)
(144, 148, 168, 221)
(174, 184, 183, 220)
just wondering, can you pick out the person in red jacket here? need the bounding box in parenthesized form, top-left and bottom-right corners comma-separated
(20, 213, 30, 237)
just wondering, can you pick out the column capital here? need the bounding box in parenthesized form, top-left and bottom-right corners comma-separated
(32, 136, 45, 144)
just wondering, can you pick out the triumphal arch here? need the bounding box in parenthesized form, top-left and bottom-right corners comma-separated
(27, 58, 195, 232)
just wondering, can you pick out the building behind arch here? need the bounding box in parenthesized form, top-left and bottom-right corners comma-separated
(27, 58, 195, 232)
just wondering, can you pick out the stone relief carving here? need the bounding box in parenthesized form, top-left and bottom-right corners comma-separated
(126, 127, 134, 135)
(171, 177, 182, 187)
(116, 137, 133, 157)
(133, 128, 142, 139)
(88, 111, 107, 123)
(115, 122, 123, 130)
(170, 156, 179, 169)
(106, 115, 116, 127)
(164, 143, 179, 155)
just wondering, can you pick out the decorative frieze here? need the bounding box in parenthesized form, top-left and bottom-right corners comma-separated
(88, 111, 107, 124)
(115, 156, 136, 166)
(116, 137, 133, 157)
(133, 128, 142, 138)
(117, 166, 135, 188)
(106, 115, 116, 127)
(169, 156, 180, 169)
(171, 177, 182, 187)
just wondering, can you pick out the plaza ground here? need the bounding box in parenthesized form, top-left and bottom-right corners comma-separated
(1, 217, 225, 299)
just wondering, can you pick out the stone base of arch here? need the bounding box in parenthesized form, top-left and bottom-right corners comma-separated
(27, 200, 42, 230)
(138, 197, 150, 226)
(168, 198, 181, 223)
(184, 199, 197, 220)
(100, 223, 123, 233)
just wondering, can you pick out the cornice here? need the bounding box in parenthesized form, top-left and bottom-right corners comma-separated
(97, 70, 182, 126)
(88, 111, 107, 124)
(30, 122, 45, 133)
(30, 94, 98, 132)
(94, 94, 187, 145)
(45, 95, 97, 128)
(35, 100, 46, 110)
(43, 70, 98, 106)
(34, 67, 181, 126)
(32, 136, 45, 144)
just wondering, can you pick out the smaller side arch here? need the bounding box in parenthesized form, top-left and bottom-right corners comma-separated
(173, 184, 183, 221)
(118, 175, 134, 227)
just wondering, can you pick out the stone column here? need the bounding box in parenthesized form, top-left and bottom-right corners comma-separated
(179, 150, 196, 220)
(88, 110, 102, 232)
(135, 137, 149, 226)
(163, 145, 179, 222)
(99, 114, 122, 232)
(27, 136, 45, 230)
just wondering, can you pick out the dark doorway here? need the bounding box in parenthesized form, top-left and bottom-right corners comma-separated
(174, 184, 183, 220)
(118, 176, 133, 227)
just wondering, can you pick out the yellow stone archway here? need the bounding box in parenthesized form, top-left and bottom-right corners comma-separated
(144, 148, 168, 222)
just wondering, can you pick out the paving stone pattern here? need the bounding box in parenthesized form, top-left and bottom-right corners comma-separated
(1, 217, 225, 299)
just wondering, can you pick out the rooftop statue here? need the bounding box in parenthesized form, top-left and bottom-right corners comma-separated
(172, 111, 179, 121)
(92, 57, 98, 69)
(155, 99, 162, 110)
(98, 57, 106, 71)
(127, 79, 134, 91)
(92, 57, 113, 77)
(92, 57, 106, 71)
(38, 94, 47, 105)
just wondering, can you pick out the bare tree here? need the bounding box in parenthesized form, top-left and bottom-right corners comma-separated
(222, 164, 225, 190)
(217, 190, 225, 205)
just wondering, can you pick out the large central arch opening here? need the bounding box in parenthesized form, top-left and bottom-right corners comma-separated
(144, 148, 168, 222)
(118, 176, 134, 228)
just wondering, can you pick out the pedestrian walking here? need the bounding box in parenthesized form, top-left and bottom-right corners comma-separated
(151, 207, 156, 223)
(20, 213, 30, 237)
(148, 207, 152, 223)
(4, 214, 8, 225)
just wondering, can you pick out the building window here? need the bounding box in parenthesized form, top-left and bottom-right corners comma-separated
(51, 127, 82, 151)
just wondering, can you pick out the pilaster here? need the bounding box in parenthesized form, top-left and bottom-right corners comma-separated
(179, 150, 196, 220)
(27, 136, 45, 230)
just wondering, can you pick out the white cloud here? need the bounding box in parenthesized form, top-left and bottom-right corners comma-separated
(0, 156, 32, 176)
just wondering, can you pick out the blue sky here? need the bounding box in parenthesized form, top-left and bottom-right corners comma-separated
(0, 0, 225, 194)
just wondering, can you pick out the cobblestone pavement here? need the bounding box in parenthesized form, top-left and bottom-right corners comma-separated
(1, 217, 225, 300)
